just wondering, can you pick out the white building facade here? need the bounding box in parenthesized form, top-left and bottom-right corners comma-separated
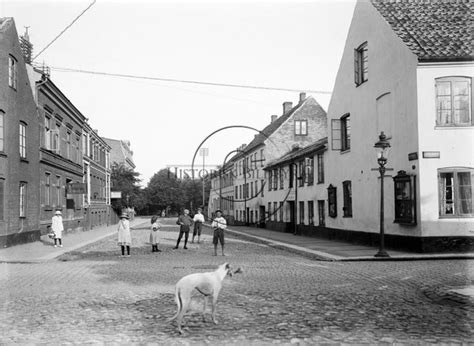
(325, 0, 473, 252)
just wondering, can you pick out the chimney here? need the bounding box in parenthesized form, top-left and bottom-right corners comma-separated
(299, 92, 306, 104)
(283, 101, 293, 115)
(271, 115, 278, 123)
(19, 27, 33, 65)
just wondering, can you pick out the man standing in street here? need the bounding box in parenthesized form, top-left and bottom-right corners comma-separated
(175, 209, 193, 249)
(192, 207, 205, 244)
(211, 209, 227, 256)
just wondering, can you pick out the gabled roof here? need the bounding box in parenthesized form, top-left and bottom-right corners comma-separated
(264, 137, 327, 170)
(371, 0, 473, 62)
(233, 98, 310, 160)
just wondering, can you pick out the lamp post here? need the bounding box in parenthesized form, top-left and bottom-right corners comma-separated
(373, 132, 391, 258)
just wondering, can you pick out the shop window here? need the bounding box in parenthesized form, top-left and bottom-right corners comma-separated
(393, 170, 417, 224)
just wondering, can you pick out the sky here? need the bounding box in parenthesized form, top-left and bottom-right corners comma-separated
(1, 0, 357, 186)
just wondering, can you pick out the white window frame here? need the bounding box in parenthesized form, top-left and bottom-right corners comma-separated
(438, 168, 473, 217)
(19, 122, 27, 159)
(435, 76, 472, 127)
(8, 55, 17, 90)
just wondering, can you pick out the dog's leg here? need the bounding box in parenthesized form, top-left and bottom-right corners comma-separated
(176, 294, 190, 334)
(202, 295, 207, 322)
(211, 294, 219, 325)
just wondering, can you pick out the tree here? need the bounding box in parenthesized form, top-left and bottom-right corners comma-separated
(146, 168, 185, 214)
(110, 162, 142, 215)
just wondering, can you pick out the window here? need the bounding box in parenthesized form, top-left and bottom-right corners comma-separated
(298, 161, 304, 187)
(260, 149, 265, 167)
(306, 157, 314, 185)
(19, 182, 27, 217)
(0, 111, 4, 152)
(318, 200, 325, 226)
(250, 181, 254, 197)
(82, 133, 88, 156)
(268, 202, 271, 220)
(331, 114, 351, 151)
(308, 201, 314, 225)
(52, 125, 60, 154)
(289, 164, 294, 188)
(393, 170, 417, 224)
(235, 186, 238, 199)
(66, 131, 71, 160)
(19, 122, 26, 159)
(341, 115, 351, 151)
(255, 180, 258, 196)
(45, 173, 51, 206)
(299, 201, 305, 224)
(8, 55, 17, 89)
(439, 168, 473, 217)
(342, 180, 352, 217)
(279, 167, 284, 189)
(56, 176, 61, 207)
(273, 169, 278, 190)
(436, 77, 472, 126)
(295, 120, 308, 135)
(354, 42, 368, 86)
(273, 202, 278, 221)
(328, 184, 337, 218)
(0, 179, 4, 220)
(279, 201, 284, 222)
(261, 179, 264, 197)
(44, 114, 51, 149)
(268, 170, 273, 191)
(317, 153, 324, 183)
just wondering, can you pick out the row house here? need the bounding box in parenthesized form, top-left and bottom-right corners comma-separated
(0, 18, 113, 246)
(28, 64, 88, 234)
(324, 0, 473, 252)
(208, 160, 235, 222)
(83, 123, 112, 228)
(263, 138, 327, 235)
(213, 92, 327, 225)
(0, 18, 41, 246)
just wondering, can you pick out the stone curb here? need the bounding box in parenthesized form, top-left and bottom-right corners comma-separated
(203, 224, 474, 262)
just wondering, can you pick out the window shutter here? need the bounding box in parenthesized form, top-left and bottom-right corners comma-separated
(354, 49, 360, 85)
(331, 119, 341, 150)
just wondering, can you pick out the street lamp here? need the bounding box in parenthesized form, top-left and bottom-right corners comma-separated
(373, 131, 391, 258)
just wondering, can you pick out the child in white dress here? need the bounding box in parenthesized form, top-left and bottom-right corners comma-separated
(150, 215, 162, 252)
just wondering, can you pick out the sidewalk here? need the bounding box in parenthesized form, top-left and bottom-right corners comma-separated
(206, 224, 474, 261)
(0, 217, 145, 263)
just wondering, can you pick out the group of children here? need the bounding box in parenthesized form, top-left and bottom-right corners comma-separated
(117, 208, 227, 257)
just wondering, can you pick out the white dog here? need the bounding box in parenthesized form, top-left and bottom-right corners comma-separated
(169, 262, 241, 334)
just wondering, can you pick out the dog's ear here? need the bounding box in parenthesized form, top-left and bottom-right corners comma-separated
(225, 263, 230, 270)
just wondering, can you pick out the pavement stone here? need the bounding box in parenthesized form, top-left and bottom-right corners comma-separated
(0, 217, 473, 344)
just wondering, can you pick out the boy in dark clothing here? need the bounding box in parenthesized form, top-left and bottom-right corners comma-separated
(174, 209, 194, 249)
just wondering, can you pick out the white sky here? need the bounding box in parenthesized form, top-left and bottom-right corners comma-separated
(2, 0, 357, 186)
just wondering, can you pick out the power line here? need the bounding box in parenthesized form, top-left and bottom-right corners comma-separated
(49, 66, 332, 94)
(33, 0, 96, 61)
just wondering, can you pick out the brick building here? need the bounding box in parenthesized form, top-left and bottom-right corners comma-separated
(0, 18, 41, 246)
(82, 123, 112, 228)
(27, 65, 87, 235)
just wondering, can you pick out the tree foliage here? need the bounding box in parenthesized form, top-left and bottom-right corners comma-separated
(110, 162, 142, 215)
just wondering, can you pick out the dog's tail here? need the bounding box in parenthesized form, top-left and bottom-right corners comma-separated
(167, 286, 182, 322)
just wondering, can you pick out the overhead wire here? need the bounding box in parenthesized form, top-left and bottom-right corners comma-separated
(49, 66, 332, 95)
(33, 0, 96, 61)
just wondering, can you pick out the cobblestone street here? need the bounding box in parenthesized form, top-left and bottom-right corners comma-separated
(1, 219, 473, 344)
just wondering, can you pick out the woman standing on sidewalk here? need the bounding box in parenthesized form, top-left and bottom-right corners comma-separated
(117, 212, 131, 257)
(51, 210, 64, 248)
